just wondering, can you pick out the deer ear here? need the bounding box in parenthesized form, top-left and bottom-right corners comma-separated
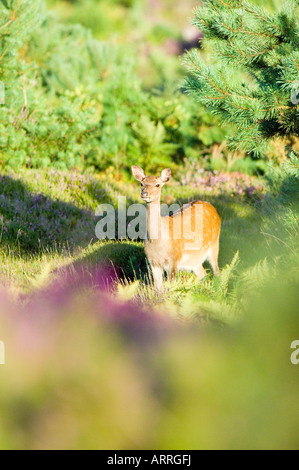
(161, 168, 171, 183)
(132, 166, 145, 182)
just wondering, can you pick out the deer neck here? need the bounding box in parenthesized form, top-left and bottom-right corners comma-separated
(146, 199, 162, 241)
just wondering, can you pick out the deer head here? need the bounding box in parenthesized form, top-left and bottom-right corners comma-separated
(132, 166, 171, 204)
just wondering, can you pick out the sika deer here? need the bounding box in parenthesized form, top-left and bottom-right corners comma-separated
(132, 166, 221, 290)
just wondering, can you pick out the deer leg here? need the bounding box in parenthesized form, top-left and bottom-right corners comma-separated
(166, 265, 177, 282)
(194, 265, 207, 280)
(151, 265, 164, 291)
(208, 241, 220, 277)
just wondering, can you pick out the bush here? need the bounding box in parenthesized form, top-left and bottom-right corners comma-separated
(0, 1, 236, 173)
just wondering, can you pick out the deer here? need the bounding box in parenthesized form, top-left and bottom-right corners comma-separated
(132, 166, 221, 290)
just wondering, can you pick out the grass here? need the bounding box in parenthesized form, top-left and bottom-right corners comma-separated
(0, 166, 279, 323)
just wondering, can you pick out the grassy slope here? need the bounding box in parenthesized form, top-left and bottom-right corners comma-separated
(0, 168, 270, 323)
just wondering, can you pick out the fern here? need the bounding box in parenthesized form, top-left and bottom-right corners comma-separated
(216, 251, 240, 301)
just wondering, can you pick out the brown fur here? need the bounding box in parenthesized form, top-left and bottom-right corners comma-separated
(132, 166, 221, 289)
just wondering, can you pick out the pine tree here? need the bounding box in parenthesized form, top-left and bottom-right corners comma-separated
(0, 0, 41, 107)
(184, 0, 299, 157)
(0, 1, 42, 167)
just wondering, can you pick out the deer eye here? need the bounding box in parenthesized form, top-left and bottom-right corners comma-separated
(156, 184, 160, 188)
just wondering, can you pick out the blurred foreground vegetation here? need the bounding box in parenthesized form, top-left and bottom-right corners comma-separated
(0, 270, 299, 450)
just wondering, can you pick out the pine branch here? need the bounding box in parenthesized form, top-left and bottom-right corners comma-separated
(184, 0, 299, 155)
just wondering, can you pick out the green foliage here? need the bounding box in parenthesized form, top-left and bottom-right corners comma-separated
(0, 0, 41, 80)
(0, 1, 234, 172)
(266, 150, 299, 203)
(184, 0, 299, 157)
(46, 0, 141, 38)
(0, 0, 41, 166)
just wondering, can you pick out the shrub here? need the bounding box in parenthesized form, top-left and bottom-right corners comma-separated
(0, 1, 236, 173)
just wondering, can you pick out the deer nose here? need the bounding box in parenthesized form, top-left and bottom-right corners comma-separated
(142, 190, 148, 197)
